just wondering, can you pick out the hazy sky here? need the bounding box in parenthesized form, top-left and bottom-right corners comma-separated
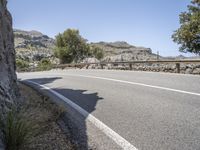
(8, 0, 192, 56)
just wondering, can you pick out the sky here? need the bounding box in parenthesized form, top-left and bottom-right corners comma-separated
(8, 0, 192, 56)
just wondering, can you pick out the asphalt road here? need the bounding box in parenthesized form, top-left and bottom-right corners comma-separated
(18, 69, 200, 150)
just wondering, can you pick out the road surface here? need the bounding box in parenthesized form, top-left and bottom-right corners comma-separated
(18, 69, 200, 150)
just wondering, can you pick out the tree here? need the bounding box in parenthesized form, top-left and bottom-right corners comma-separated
(54, 29, 90, 63)
(89, 46, 104, 60)
(172, 0, 200, 54)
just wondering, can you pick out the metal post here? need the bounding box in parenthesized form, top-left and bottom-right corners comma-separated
(176, 63, 180, 73)
(157, 51, 159, 60)
(100, 64, 104, 69)
(129, 64, 133, 70)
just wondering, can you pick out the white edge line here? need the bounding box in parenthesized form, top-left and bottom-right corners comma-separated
(47, 73, 200, 97)
(24, 80, 138, 150)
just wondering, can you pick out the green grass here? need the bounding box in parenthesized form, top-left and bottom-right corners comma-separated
(0, 110, 37, 150)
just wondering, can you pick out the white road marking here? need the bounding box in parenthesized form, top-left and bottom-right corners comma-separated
(49, 73, 200, 97)
(20, 72, 200, 97)
(25, 80, 138, 150)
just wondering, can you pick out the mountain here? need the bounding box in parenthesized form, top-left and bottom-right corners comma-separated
(90, 41, 161, 62)
(14, 29, 55, 61)
(14, 29, 162, 64)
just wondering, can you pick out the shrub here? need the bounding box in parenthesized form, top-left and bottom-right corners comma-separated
(16, 59, 29, 72)
(37, 58, 52, 71)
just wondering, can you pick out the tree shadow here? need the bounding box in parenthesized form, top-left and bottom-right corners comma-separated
(22, 77, 103, 149)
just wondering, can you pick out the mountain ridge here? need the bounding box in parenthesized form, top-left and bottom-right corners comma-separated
(14, 29, 199, 64)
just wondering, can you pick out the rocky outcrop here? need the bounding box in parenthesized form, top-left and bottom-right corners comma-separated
(14, 29, 55, 61)
(0, 1, 20, 148)
(0, 0, 19, 148)
(90, 41, 161, 61)
(0, 0, 18, 117)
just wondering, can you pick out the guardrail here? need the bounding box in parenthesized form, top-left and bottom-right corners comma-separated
(53, 59, 200, 73)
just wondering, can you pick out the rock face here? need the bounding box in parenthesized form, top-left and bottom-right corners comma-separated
(0, 0, 18, 115)
(90, 41, 161, 62)
(0, 0, 18, 148)
(14, 29, 55, 61)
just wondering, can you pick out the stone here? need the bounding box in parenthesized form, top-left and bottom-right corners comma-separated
(82, 57, 99, 63)
(192, 68, 200, 74)
(185, 68, 193, 74)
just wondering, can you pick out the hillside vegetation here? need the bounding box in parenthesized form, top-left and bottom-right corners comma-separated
(14, 28, 200, 72)
(14, 29, 161, 69)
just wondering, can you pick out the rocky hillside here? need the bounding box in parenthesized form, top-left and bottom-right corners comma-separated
(14, 29, 161, 63)
(90, 41, 161, 62)
(14, 29, 200, 65)
(14, 29, 55, 61)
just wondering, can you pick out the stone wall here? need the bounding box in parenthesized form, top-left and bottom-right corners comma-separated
(85, 63, 200, 75)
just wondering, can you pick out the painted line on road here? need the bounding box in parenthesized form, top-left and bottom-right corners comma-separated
(58, 73, 200, 97)
(25, 80, 138, 150)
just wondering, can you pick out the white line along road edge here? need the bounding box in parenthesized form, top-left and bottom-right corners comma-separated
(57, 73, 200, 97)
(25, 80, 138, 150)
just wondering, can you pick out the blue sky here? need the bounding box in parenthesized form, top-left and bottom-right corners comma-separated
(8, 0, 191, 56)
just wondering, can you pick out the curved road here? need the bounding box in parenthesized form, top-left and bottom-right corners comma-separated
(18, 69, 200, 150)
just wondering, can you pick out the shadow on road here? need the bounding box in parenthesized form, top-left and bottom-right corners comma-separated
(23, 77, 103, 149)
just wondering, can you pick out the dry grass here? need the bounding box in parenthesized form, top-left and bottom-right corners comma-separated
(14, 83, 75, 150)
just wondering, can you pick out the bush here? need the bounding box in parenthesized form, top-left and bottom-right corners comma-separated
(16, 59, 29, 72)
(37, 58, 52, 71)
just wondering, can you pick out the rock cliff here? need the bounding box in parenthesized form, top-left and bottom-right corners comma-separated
(0, 0, 18, 116)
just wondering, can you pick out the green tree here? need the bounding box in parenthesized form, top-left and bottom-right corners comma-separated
(54, 29, 90, 63)
(172, 0, 200, 54)
(89, 46, 104, 60)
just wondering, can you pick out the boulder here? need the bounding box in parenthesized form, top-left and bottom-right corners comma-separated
(185, 68, 193, 74)
(192, 68, 200, 74)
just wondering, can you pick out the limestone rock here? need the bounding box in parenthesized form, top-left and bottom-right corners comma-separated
(0, 0, 19, 116)
(90, 41, 160, 62)
(14, 29, 55, 61)
(192, 68, 200, 74)
(82, 57, 100, 63)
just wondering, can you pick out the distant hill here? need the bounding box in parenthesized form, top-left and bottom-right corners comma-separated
(14, 29, 55, 61)
(15, 29, 199, 64)
(90, 41, 161, 62)
(14, 29, 162, 63)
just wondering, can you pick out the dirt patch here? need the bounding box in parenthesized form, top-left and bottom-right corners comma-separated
(18, 83, 76, 150)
